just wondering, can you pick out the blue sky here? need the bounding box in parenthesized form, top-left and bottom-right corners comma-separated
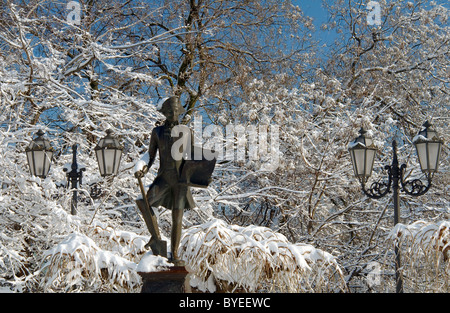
(293, 0, 338, 46)
(292, 0, 449, 54)
(294, 0, 330, 27)
(293, 0, 450, 39)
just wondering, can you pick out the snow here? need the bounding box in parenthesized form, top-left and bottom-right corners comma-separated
(156, 97, 170, 111)
(41, 231, 142, 291)
(179, 218, 344, 292)
(348, 140, 366, 149)
(136, 253, 173, 273)
(44, 233, 98, 258)
(389, 220, 450, 255)
(0, 0, 448, 293)
(37, 217, 345, 292)
(412, 134, 428, 143)
(134, 152, 149, 172)
(134, 160, 148, 173)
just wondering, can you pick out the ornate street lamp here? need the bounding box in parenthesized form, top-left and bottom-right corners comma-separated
(348, 128, 377, 181)
(95, 129, 123, 177)
(25, 130, 54, 178)
(413, 121, 443, 177)
(348, 121, 443, 293)
(25, 129, 124, 216)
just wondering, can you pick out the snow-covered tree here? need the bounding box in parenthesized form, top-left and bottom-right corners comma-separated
(0, 0, 448, 293)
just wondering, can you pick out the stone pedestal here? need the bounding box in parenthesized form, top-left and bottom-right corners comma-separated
(138, 266, 190, 293)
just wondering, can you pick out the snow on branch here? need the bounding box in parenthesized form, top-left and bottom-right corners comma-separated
(388, 220, 450, 262)
(38, 218, 347, 293)
(39, 231, 144, 292)
(180, 218, 346, 292)
(387, 220, 450, 292)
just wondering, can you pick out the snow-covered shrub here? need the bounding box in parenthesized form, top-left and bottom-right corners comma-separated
(180, 218, 346, 292)
(37, 217, 346, 293)
(39, 232, 142, 292)
(88, 222, 149, 264)
(388, 220, 450, 292)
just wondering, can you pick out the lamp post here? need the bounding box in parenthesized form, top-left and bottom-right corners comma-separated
(63, 144, 86, 215)
(26, 129, 124, 215)
(348, 121, 443, 293)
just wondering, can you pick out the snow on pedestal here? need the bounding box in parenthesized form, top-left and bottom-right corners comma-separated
(137, 252, 173, 272)
(137, 252, 189, 293)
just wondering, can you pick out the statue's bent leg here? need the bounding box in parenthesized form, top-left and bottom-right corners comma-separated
(136, 198, 165, 254)
(136, 198, 158, 238)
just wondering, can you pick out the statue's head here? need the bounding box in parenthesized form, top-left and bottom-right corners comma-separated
(157, 97, 184, 123)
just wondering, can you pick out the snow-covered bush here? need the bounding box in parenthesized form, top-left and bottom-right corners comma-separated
(388, 220, 450, 292)
(35, 217, 346, 293)
(390, 220, 450, 262)
(180, 218, 346, 292)
(39, 231, 143, 292)
(39, 224, 149, 293)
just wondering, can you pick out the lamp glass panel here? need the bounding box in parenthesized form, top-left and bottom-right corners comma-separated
(35, 151, 45, 176)
(350, 149, 358, 177)
(365, 148, 376, 177)
(353, 148, 367, 177)
(103, 149, 116, 175)
(27, 149, 51, 177)
(427, 142, 441, 172)
(113, 149, 122, 174)
(415, 142, 428, 171)
(96, 149, 105, 176)
(43, 151, 52, 176)
(97, 148, 122, 176)
(26, 150, 36, 176)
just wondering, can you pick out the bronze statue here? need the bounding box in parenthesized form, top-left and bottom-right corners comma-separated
(135, 97, 216, 267)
